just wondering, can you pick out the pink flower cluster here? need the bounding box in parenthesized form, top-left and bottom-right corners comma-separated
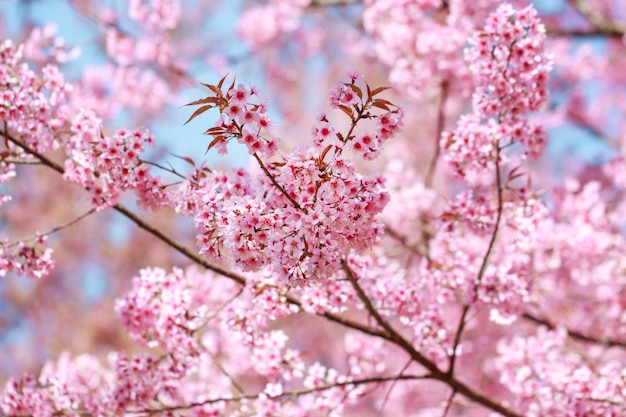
(63, 110, 168, 210)
(529, 179, 626, 342)
(467, 5, 551, 120)
(0, 237, 54, 279)
(0, 39, 72, 153)
(115, 268, 204, 358)
(362, 0, 499, 99)
(199, 82, 277, 156)
(443, 5, 551, 180)
(128, 0, 181, 34)
(324, 81, 404, 160)
(1, 265, 368, 416)
(426, 188, 549, 324)
(187, 77, 402, 284)
(0, 159, 15, 208)
(496, 327, 626, 416)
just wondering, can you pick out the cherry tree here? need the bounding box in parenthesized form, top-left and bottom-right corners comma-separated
(1, 0, 626, 416)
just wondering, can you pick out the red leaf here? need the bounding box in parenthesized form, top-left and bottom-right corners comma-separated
(338, 105, 353, 118)
(184, 96, 218, 107)
(217, 74, 229, 90)
(343, 83, 363, 99)
(320, 144, 333, 162)
(184, 105, 213, 125)
(370, 86, 391, 96)
(371, 101, 390, 111)
(206, 136, 225, 154)
(172, 153, 196, 168)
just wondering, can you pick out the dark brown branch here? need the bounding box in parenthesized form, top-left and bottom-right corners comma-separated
(547, 26, 625, 38)
(567, 0, 626, 37)
(7, 130, 522, 417)
(135, 374, 432, 414)
(522, 313, 626, 348)
(253, 152, 307, 213)
(342, 260, 522, 417)
(4, 130, 387, 337)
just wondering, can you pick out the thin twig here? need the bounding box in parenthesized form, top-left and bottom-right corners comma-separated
(448, 143, 504, 376)
(425, 81, 449, 188)
(341, 260, 523, 417)
(137, 373, 432, 414)
(384, 224, 432, 261)
(253, 153, 307, 213)
(205, 348, 246, 394)
(139, 158, 199, 186)
(442, 389, 457, 417)
(378, 358, 413, 416)
(567, 0, 626, 37)
(522, 312, 626, 348)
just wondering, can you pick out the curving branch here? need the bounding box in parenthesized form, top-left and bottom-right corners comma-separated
(567, 0, 626, 36)
(341, 260, 523, 417)
(522, 312, 626, 348)
(7, 127, 524, 417)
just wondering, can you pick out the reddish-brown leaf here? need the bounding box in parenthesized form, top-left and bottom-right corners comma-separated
(217, 74, 229, 90)
(204, 126, 225, 134)
(206, 136, 225, 154)
(200, 83, 223, 97)
(320, 144, 333, 162)
(343, 83, 363, 99)
(184, 96, 217, 107)
(184, 105, 213, 125)
(371, 101, 391, 111)
(370, 86, 391, 96)
(172, 153, 196, 168)
(338, 105, 353, 118)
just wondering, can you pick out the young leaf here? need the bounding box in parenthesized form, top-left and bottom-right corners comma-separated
(371, 100, 391, 111)
(172, 153, 197, 168)
(184, 105, 213, 125)
(370, 86, 391, 96)
(217, 74, 229, 90)
(343, 83, 363, 99)
(201, 83, 223, 96)
(206, 136, 225, 154)
(320, 144, 333, 162)
(184, 96, 217, 107)
(338, 105, 353, 118)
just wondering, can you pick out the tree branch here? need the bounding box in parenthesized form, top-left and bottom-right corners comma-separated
(341, 260, 522, 417)
(567, 0, 626, 37)
(522, 312, 626, 348)
(6, 130, 522, 417)
(448, 143, 504, 376)
(425, 81, 449, 187)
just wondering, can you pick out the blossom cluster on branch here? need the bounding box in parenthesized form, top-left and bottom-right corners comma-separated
(2, 0, 626, 416)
